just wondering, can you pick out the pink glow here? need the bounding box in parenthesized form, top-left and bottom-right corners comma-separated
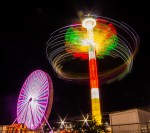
(17, 70, 53, 130)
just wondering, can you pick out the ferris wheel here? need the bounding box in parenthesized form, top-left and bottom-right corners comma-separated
(16, 69, 53, 130)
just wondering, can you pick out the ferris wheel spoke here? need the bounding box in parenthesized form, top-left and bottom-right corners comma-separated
(18, 96, 28, 102)
(36, 73, 43, 84)
(20, 103, 29, 123)
(18, 95, 27, 102)
(36, 103, 45, 114)
(29, 103, 36, 129)
(38, 84, 48, 94)
(35, 111, 41, 126)
(33, 99, 47, 105)
(37, 98, 48, 106)
(37, 93, 49, 100)
(34, 94, 48, 102)
(19, 90, 29, 98)
(35, 110, 42, 126)
(17, 100, 30, 117)
(33, 108, 43, 126)
(41, 78, 48, 87)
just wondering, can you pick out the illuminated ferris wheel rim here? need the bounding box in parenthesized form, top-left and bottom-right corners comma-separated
(17, 69, 53, 130)
(46, 15, 139, 84)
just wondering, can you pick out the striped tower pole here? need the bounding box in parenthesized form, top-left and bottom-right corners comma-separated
(82, 17, 102, 125)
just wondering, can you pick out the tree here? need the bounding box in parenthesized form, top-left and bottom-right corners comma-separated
(72, 119, 107, 133)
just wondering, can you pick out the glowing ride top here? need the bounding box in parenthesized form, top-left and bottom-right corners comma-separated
(82, 18, 96, 30)
(82, 18, 96, 48)
(46, 15, 139, 84)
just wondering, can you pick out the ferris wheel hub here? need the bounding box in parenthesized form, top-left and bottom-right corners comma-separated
(29, 98, 32, 102)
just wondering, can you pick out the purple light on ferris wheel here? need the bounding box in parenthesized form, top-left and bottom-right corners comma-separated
(17, 70, 53, 130)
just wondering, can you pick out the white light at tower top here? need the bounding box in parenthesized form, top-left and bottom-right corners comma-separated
(82, 18, 96, 30)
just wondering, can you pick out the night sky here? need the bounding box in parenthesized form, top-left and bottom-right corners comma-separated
(1, 1, 150, 125)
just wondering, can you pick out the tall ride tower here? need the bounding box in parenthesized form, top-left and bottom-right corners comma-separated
(82, 17, 102, 125)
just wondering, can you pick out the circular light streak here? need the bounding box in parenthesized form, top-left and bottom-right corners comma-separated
(46, 15, 139, 84)
(17, 70, 53, 130)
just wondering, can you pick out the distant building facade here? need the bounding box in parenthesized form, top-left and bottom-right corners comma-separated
(109, 108, 150, 133)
